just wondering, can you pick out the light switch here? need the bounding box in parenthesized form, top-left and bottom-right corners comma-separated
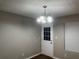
(55, 36, 58, 39)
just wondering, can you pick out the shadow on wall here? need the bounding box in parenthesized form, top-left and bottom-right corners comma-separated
(0, 11, 41, 59)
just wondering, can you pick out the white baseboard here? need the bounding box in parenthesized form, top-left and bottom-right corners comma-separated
(26, 52, 41, 59)
(26, 52, 60, 59)
(53, 57, 60, 59)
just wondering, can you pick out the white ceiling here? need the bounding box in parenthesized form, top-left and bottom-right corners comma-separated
(0, 0, 79, 18)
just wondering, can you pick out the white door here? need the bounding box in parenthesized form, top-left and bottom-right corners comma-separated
(41, 24, 53, 57)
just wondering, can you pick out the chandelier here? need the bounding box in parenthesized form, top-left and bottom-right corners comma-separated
(36, 5, 54, 24)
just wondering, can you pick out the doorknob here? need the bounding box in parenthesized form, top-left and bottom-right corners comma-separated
(50, 41, 52, 44)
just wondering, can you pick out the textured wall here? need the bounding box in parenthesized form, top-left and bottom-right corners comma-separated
(53, 23, 65, 58)
(53, 14, 79, 59)
(0, 11, 41, 59)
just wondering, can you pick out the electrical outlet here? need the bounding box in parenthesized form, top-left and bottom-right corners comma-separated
(22, 53, 24, 56)
(65, 53, 67, 56)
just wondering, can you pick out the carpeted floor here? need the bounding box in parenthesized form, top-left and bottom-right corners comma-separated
(31, 54, 54, 59)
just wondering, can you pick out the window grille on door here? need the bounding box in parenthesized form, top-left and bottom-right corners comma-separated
(44, 27, 51, 41)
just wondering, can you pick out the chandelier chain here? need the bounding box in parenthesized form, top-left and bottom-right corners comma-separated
(43, 5, 47, 17)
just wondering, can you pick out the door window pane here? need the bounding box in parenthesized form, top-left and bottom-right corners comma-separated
(44, 27, 51, 41)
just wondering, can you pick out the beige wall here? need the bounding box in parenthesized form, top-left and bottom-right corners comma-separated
(53, 23, 65, 58)
(0, 11, 41, 59)
(53, 14, 79, 59)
